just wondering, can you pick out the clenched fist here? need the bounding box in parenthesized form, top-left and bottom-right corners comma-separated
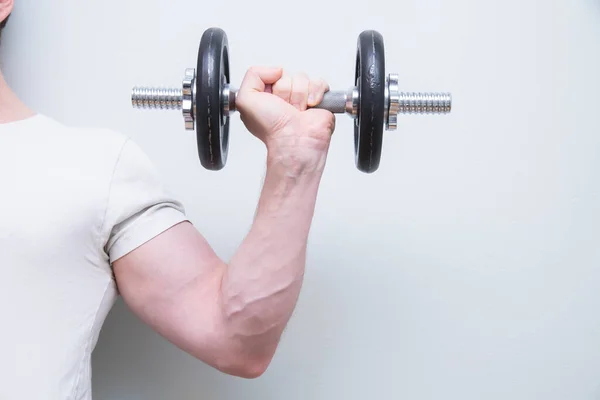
(235, 67, 336, 174)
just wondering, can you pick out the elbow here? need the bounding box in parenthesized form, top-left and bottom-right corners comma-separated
(213, 348, 275, 379)
(214, 289, 286, 378)
(227, 359, 271, 379)
(185, 331, 277, 379)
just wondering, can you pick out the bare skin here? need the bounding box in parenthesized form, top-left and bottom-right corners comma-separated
(1, 0, 336, 378)
(111, 67, 335, 378)
(0, 72, 35, 123)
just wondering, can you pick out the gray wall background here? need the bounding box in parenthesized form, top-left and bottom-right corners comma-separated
(2, 0, 600, 399)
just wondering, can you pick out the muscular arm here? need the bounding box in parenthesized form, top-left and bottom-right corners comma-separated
(113, 150, 327, 378)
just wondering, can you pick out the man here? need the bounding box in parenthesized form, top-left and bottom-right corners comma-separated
(0, 1, 335, 398)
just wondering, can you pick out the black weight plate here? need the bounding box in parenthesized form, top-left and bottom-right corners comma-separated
(354, 30, 385, 173)
(196, 27, 230, 170)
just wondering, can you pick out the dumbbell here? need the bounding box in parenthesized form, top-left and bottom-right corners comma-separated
(131, 27, 452, 173)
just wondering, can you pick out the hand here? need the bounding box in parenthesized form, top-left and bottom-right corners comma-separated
(113, 66, 337, 380)
(235, 66, 336, 171)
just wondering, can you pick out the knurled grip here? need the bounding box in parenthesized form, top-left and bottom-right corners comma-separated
(312, 90, 347, 113)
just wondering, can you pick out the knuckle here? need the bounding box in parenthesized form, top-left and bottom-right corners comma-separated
(273, 76, 291, 92)
(291, 87, 305, 99)
(277, 74, 292, 86)
(292, 73, 309, 86)
(291, 82, 309, 102)
(294, 71, 309, 79)
(310, 81, 322, 92)
(244, 67, 257, 77)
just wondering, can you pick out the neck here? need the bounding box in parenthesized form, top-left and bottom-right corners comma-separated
(0, 69, 36, 124)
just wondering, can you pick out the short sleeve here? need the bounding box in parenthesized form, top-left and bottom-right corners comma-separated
(101, 138, 189, 263)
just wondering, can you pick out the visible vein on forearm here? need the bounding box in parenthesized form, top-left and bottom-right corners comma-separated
(219, 157, 323, 342)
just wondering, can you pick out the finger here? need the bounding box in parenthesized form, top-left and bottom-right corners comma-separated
(290, 72, 310, 110)
(307, 78, 330, 107)
(238, 66, 284, 93)
(271, 72, 292, 103)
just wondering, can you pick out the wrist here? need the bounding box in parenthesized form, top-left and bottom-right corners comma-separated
(266, 148, 327, 180)
(254, 145, 324, 231)
(265, 137, 329, 179)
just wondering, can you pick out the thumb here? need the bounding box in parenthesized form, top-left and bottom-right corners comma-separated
(238, 66, 284, 93)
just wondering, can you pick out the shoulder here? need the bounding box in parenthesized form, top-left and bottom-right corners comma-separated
(34, 114, 179, 219)
(24, 114, 187, 262)
(35, 114, 152, 177)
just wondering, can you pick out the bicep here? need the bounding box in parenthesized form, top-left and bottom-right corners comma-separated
(112, 221, 229, 362)
(100, 138, 239, 368)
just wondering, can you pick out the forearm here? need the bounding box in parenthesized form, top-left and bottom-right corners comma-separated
(219, 146, 327, 353)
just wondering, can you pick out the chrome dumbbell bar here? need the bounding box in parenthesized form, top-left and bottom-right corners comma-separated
(130, 28, 452, 173)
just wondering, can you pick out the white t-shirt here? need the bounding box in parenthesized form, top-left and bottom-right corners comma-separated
(0, 114, 189, 399)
